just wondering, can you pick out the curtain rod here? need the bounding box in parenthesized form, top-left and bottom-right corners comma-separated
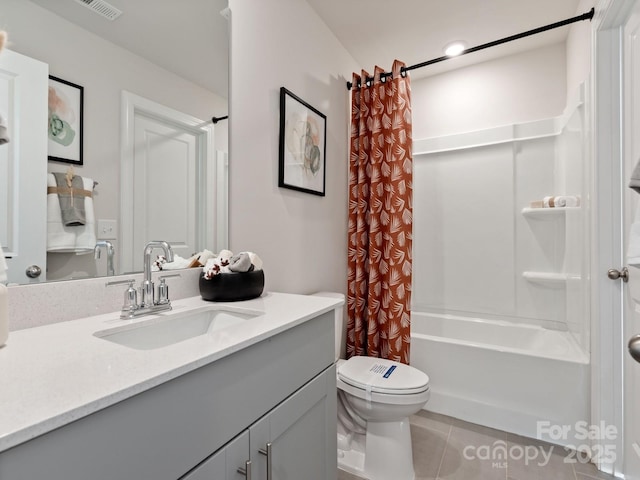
(346, 8, 595, 90)
(212, 115, 228, 124)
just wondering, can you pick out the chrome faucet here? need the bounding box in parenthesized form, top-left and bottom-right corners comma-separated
(118, 240, 174, 319)
(94, 240, 115, 276)
(141, 240, 174, 307)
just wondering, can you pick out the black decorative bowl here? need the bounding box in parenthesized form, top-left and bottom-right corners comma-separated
(199, 270, 265, 302)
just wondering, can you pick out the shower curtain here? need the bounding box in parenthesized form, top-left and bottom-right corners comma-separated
(347, 60, 413, 364)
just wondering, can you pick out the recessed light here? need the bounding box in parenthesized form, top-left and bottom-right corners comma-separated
(444, 41, 466, 57)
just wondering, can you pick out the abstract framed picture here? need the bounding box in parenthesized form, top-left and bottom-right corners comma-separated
(47, 76, 84, 165)
(278, 87, 326, 196)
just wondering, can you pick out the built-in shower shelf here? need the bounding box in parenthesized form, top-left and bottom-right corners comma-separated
(521, 207, 581, 219)
(522, 271, 581, 287)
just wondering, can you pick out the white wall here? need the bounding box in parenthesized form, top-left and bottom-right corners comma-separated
(566, 0, 594, 97)
(410, 36, 592, 342)
(228, 0, 358, 294)
(413, 103, 590, 338)
(0, 0, 227, 280)
(411, 43, 567, 139)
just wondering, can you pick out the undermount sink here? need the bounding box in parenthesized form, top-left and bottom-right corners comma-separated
(94, 306, 262, 350)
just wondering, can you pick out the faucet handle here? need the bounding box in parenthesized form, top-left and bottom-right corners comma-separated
(106, 279, 135, 287)
(123, 280, 138, 311)
(157, 278, 170, 305)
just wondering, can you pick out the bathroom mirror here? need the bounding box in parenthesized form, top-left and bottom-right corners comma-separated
(1, 0, 229, 284)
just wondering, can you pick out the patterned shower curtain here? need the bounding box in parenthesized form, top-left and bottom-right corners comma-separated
(346, 60, 413, 365)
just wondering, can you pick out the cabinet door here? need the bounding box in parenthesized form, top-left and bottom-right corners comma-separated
(250, 366, 337, 480)
(181, 430, 249, 480)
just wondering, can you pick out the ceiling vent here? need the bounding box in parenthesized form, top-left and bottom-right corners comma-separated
(73, 0, 122, 21)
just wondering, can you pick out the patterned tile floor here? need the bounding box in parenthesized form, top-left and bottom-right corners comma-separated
(338, 411, 616, 480)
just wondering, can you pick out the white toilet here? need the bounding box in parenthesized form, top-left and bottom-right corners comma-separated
(313, 292, 430, 480)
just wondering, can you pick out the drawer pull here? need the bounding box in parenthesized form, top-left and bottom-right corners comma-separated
(258, 443, 272, 480)
(237, 459, 251, 480)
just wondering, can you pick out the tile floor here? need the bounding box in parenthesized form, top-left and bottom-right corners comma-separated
(337, 411, 616, 480)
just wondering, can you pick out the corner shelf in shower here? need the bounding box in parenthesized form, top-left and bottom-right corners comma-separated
(521, 207, 581, 219)
(522, 271, 581, 288)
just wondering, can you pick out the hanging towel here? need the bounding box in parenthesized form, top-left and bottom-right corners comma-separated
(0, 113, 9, 145)
(51, 172, 88, 226)
(631, 158, 640, 193)
(628, 205, 640, 267)
(47, 173, 96, 253)
(628, 162, 640, 266)
(0, 243, 7, 283)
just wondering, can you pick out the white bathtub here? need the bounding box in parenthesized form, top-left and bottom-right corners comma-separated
(410, 311, 590, 445)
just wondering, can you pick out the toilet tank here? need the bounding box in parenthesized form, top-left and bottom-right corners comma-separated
(311, 292, 345, 362)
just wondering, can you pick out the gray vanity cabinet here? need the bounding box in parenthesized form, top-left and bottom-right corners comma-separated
(182, 365, 337, 480)
(181, 431, 249, 480)
(250, 366, 337, 480)
(0, 311, 337, 480)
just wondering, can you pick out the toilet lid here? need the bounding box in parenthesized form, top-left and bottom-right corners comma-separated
(337, 356, 429, 395)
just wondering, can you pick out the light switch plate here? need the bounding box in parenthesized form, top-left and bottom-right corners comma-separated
(97, 219, 117, 239)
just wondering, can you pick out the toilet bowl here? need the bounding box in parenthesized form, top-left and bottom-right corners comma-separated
(311, 292, 430, 480)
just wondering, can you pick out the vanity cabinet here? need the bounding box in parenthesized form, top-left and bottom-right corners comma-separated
(249, 364, 336, 480)
(0, 310, 337, 480)
(182, 365, 336, 480)
(181, 431, 249, 480)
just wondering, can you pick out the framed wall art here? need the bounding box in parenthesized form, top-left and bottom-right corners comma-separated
(278, 87, 326, 196)
(48, 76, 84, 165)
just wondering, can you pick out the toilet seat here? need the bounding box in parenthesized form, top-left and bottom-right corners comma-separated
(337, 356, 430, 405)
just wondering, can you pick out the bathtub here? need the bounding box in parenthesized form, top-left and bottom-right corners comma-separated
(410, 311, 590, 445)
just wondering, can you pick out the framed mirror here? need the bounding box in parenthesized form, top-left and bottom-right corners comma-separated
(0, 0, 229, 284)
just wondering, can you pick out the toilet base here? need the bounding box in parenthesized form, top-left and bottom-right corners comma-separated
(337, 417, 415, 480)
(337, 443, 366, 478)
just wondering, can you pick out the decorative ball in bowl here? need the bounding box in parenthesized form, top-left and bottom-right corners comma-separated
(199, 269, 265, 302)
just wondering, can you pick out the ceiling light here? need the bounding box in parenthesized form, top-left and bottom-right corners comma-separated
(444, 42, 466, 57)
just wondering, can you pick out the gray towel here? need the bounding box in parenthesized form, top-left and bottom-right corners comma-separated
(631, 158, 640, 193)
(52, 172, 86, 226)
(0, 113, 9, 145)
(229, 252, 253, 273)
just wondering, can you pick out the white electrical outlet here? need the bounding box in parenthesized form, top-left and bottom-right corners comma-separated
(97, 219, 117, 239)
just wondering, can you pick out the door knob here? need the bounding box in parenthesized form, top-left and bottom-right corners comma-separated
(629, 335, 640, 363)
(608, 267, 629, 282)
(25, 265, 42, 278)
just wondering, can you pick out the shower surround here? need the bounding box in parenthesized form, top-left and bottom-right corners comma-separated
(410, 85, 590, 442)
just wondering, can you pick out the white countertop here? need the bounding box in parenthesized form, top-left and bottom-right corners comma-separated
(0, 292, 342, 453)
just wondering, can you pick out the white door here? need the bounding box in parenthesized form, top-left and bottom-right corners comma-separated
(132, 114, 198, 269)
(624, 1, 640, 477)
(120, 92, 214, 273)
(0, 50, 48, 284)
